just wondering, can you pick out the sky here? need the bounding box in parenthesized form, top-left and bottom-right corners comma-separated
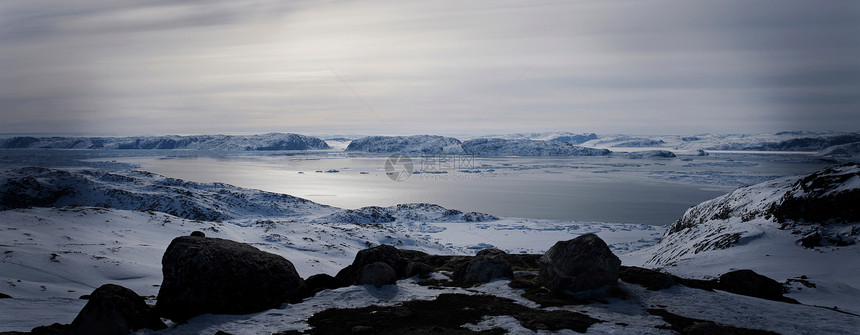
(0, 0, 858, 136)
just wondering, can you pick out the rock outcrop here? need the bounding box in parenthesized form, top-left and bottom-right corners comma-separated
(717, 270, 796, 303)
(451, 248, 513, 283)
(404, 262, 434, 279)
(336, 245, 411, 285)
(537, 234, 621, 293)
(618, 266, 678, 291)
(155, 234, 306, 321)
(66, 284, 166, 335)
(356, 262, 398, 287)
(305, 274, 347, 295)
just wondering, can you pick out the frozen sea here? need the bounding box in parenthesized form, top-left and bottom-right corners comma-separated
(0, 149, 833, 225)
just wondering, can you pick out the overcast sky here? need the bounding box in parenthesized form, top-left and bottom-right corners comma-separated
(1, 0, 858, 136)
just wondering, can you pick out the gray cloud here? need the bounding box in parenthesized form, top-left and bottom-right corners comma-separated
(1, 0, 858, 135)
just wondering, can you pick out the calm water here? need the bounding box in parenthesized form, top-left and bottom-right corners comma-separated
(93, 151, 832, 225)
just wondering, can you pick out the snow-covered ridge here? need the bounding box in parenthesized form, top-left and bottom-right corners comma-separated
(0, 167, 332, 221)
(346, 135, 611, 156)
(0, 167, 503, 224)
(644, 163, 860, 266)
(687, 132, 860, 151)
(583, 131, 860, 152)
(0, 133, 330, 151)
(819, 141, 860, 159)
(345, 135, 465, 154)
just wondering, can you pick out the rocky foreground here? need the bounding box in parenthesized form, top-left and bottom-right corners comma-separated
(2, 164, 860, 333)
(1, 232, 808, 335)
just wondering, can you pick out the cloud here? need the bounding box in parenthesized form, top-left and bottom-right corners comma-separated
(1, 0, 858, 135)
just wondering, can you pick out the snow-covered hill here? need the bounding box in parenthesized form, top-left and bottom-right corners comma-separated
(625, 164, 860, 313)
(582, 136, 667, 148)
(819, 141, 860, 159)
(0, 167, 333, 221)
(0, 133, 330, 151)
(344, 135, 611, 157)
(684, 132, 860, 152)
(0, 168, 518, 226)
(579, 132, 860, 154)
(345, 135, 465, 154)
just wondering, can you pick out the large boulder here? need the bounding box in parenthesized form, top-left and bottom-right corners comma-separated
(452, 248, 513, 283)
(155, 235, 306, 322)
(305, 274, 347, 296)
(356, 262, 398, 287)
(537, 234, 621, 293)
(618, 266, 677, 291)
(717, 269, 793, 302)
(66, 284, 166, 335)
(404, 261, 434, 279)
(336, 245, 411, 284)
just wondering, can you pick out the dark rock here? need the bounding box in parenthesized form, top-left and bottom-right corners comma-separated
(505, 254, 542, 270)
(717, 269, 796, 303)
(618, 266, 677, 290)
(452, 248, 513, 283)
(769, 164, 860, 224)
(353, 245, 408, 276)
(648, 308, 778, 335)
(0, 292, 11, 299)
(518, 310, 598, 332)
(29, 323, 68, 335)
(397, 249, 431, 262)
(189, 231, 205, 237)
(537, 234, 621, 293)
(356, 262, 397, 288)
(799, 231, 822, 248)
(676, 278, 718, 291)
(508, 277, 540, 290)
(350, 325, 373, 333)
(420, 255, 472, 272)
(306, 293, 601, 334)
(65, 284, 166, 335)
(155, 235, 306, 322)
(336, 245, 410, 284)
(305, 274, 347, 295)
(404, 262, 434, 278)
